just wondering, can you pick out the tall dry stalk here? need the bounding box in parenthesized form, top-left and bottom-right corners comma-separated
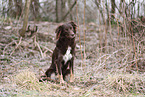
(76, 0, 83, 70)
(124, 0, 138, 72)
(98, 7, 103, 54)
(116, 18, 120, 45)
(108, 13, 114, 47)
(83, 0, 86, 68)
(103, 0, 108, 71)
(130, 23, 138, 72)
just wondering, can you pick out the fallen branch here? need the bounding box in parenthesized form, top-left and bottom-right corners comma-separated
(33, 36, 44, 58)
(3, 40, 17, 55)
(10, 37, 22, 56)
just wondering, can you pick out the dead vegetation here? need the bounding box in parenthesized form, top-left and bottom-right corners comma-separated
(0, 19, 145, 96)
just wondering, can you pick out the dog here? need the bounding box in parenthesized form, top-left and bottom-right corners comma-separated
(40, 22, 77, 84)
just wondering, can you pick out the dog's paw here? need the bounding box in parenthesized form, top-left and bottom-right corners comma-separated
(39, 75, 47, 82)
(70, 74, 74, 83)
(58, 74, 67, 85)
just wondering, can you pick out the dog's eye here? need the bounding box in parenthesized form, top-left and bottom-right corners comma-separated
(65, 29, 68, 32)
(64, 29, 68, 33)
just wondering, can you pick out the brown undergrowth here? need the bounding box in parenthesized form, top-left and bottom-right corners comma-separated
(0, 20, 145, 96)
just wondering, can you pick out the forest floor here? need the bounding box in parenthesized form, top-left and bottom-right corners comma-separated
(0, 21, 145, 96)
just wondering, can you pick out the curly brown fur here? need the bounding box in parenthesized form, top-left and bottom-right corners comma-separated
(40, 22, 77, 83)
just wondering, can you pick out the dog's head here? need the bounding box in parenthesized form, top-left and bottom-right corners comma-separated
(55, 22, 77, 40)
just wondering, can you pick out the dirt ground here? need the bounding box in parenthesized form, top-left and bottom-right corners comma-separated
(0, 21, 145, 96)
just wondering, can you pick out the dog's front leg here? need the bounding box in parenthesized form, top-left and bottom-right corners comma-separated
(69, 58, 74, 82)
(56, 59, 65, 84)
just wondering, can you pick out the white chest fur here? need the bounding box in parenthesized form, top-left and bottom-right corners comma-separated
(63, 46, 72, 64)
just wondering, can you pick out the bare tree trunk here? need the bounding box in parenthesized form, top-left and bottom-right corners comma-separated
(56, 0, 68, 22)
(61, 0, 66, 21)
(56, 0, 58, 22)
(14, 0, 22, 17)
(119, 0, 123, 14)
(60, 0, 77, 22)
(137, 2, 139, 17)
(68, 0, 73, 21)
(8, 0, 14, 17)
(2, 0, 6, 16)
(131, 0, 135, 18)
(133, 0, 136, 18)
(31, 0, 40, 20)
(56, 0, 61, 22)
(20, 0, 31, 37)
(105, 0, 109, 25)
(144, 4, 145, 16)
(95, 0, 105, 24)
(111, 0, 115, 20)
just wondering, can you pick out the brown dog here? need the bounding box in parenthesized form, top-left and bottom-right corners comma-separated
(40, 22, 77, 83)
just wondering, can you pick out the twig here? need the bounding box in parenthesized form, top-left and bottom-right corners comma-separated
(34, 37, 44, 58)
(94, 48, 124, 69)
(3, 40, 17, 55)
(11, 60, 36, 67)
(41, 45, 53, 53)
(10, 37, 22, 56)
(0, 43, 6, 46)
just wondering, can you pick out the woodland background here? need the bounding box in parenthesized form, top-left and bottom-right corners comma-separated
(0, 0, 145, 96)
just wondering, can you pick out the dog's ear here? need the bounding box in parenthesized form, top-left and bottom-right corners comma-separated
(69, 22, 77, 33)
(55, 25, 62, 40)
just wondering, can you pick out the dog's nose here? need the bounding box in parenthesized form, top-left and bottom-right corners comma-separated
(71, 33, 75, 37)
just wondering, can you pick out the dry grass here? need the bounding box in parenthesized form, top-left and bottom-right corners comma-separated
(104, 73, 145, 93)
(14, 70, 47, 91)
(10, 69, 145, 96)
(13, 70, 85, 96)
